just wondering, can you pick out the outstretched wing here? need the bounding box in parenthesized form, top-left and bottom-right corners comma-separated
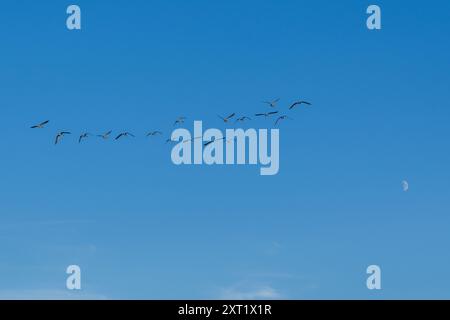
(289, 102, 299, 110)
(275, 117, 282, 126)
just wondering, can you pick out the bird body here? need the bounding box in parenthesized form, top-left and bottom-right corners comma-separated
(31, 120, 49, 129)
(174, 117, 186, 126)
(255, 111, 279, 117)
(289, 101, 312, 110)
(236, 116, 252, 123)
(218, 113, 236, 123)
(97, 131, 112, 139)
(275, 115, 292, 126)
(146, 131, 162, 137)
(115, 132, 135, 140)
(79, 133, 91, 143)
(184, 136, 202, 144)
(203, 137, 226, 147)
(55, 131, 71, 145)
(263, 98, 280, 108)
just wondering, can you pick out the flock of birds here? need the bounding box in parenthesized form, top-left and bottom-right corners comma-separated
(30, 99, 312, 145)
(30, 99, 412, 193)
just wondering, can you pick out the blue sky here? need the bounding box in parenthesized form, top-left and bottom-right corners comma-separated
(0, 0, 450, 299)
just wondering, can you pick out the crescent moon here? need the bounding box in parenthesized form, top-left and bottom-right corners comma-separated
(402, 180, 409, 192)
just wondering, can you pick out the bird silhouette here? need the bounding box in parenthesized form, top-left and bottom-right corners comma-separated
(235, 116, 252, 123)
(174, 117, 186, 126)
(55, 131, 71, 145)
(203, 137, 226, 147)
(146, 131, 162, 137)
(97, 131, 112, 140)
(79, 133, 91, 143)
(218, 113, 236, 123)
(115, 132, 135, 140)
(184, 136, 202, 144)
(255, 111, 279, 118)
(263, 98, 280, 108)
(289, 101, 312, 110)
(275, 115, 293, 126)
(31, 120, 49, 129)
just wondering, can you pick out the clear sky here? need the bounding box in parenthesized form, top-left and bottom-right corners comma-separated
(0, 0, 449, 299)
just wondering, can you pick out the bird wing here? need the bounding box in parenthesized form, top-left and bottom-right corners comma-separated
(115, 133, 123, 140)
(275, 117, 282, 126)
(268, 111, 279, 115)
(255, 113, 265, 116)
(226, 113, 236, 119)
(289, 102, 299, 109)
(40, 120, 49, 126)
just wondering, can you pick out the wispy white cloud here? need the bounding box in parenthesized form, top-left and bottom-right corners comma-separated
(219, 284, 282, 300)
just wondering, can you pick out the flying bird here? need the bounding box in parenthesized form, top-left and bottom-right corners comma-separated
(235, 116, 252, 123)
(203, 137, 226, 147)
(146, 131, 162, 137)
(79, 133, 91, 143)
(218, 113, 236, 123)
(31, 120, 49, 129)
(115, 132, 135, 140)
(184, 136, 202, 144)
(275, 115, 293, 126)
(55, 131, 71, 145)
(289, 100, 312, 110)
(263, 98, 280, 108)
(255, 111, 279, 117)
(174, 117, 186, 126)
(97, 131, 112, 139)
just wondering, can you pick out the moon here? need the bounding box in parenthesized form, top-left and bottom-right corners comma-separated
(402, 180, 409, 192)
